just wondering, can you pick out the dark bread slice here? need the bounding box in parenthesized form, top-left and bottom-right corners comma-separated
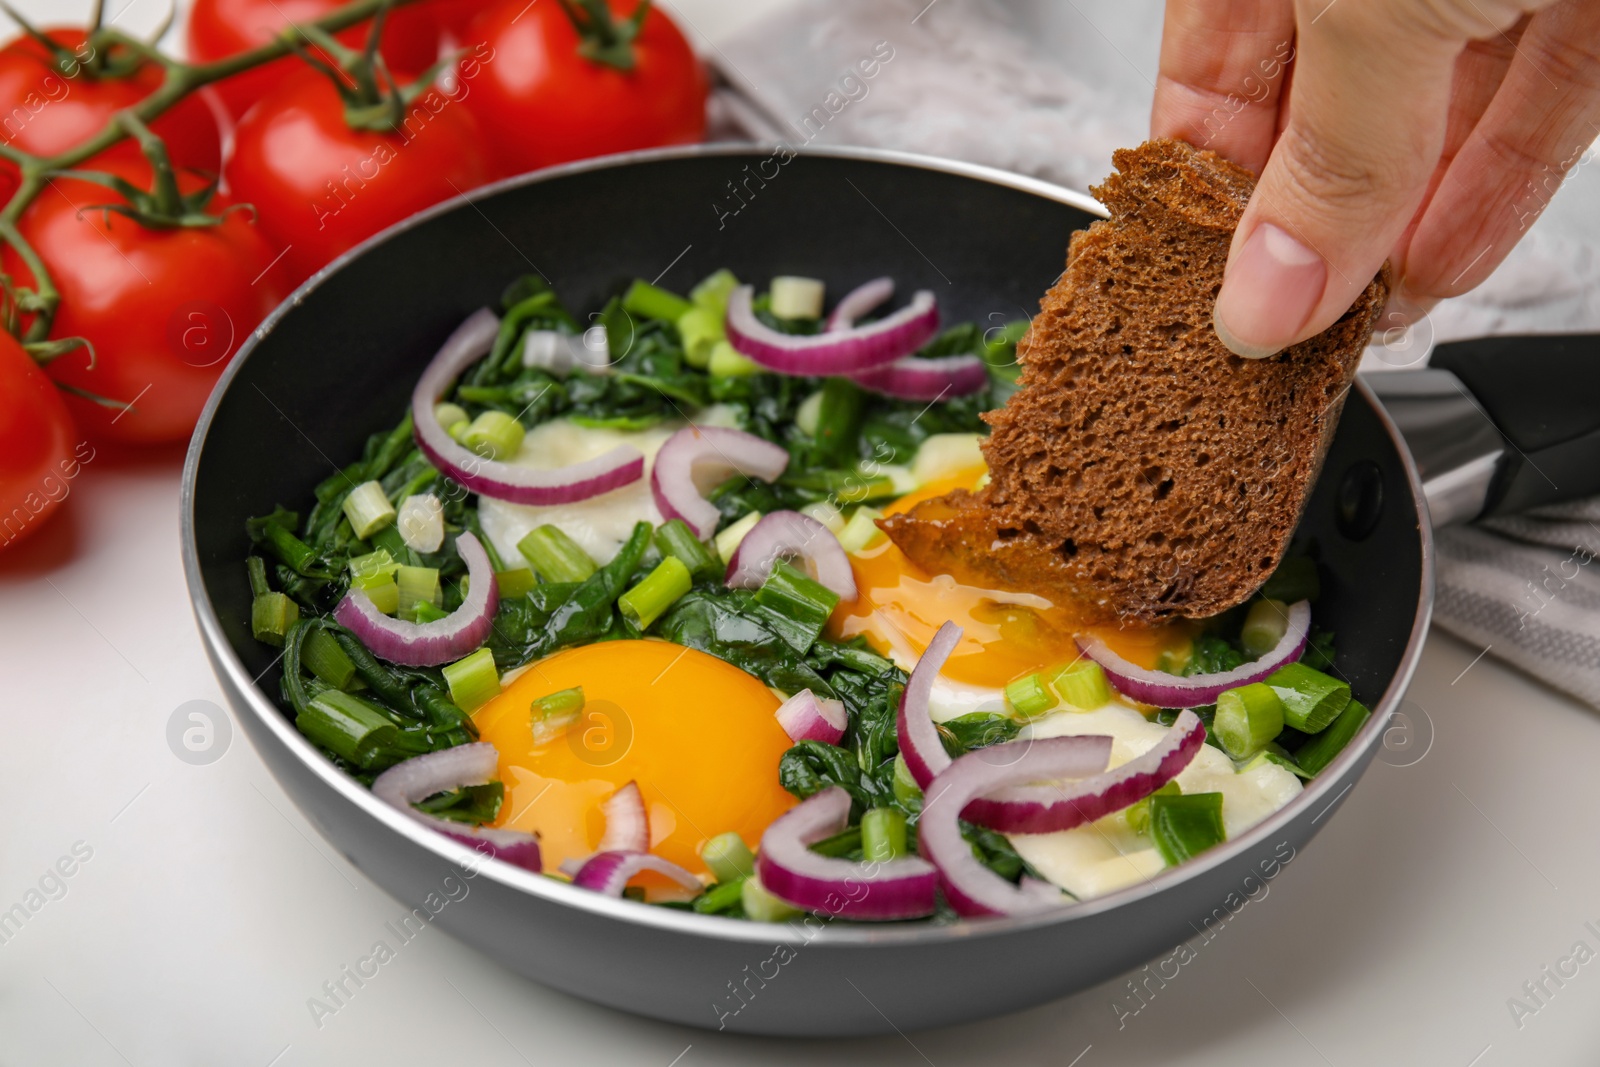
(882, 138, 1388, 623)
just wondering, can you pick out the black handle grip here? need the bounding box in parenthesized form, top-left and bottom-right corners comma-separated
(1428, 333, 1600, 516)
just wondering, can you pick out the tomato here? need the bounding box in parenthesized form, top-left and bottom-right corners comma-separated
(2, 160, 292, 445)
(223, 65, 494, 280)
(0, 331, 77, 550)
(430, 0, 501, 40)
(0, 28, 222, 178)
(459, 0, 705, 175)
(188, 0, 442, 122)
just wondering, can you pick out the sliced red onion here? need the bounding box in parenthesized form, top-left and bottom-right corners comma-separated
(724, 510, 857, 599)
(412, 309, 644, 505)
(571, 850, 703, 896)
(919, 737, 1112, 917)
(333, 531, 498, 667)
(963, 710, 1204, 833)
(757, 787, 936, 920)
(774, 689, 847, 745)
(826, 276, 894, 331)
(649, 426, 790, 540)
(896, 620, 963, 789)
(370, 743, 542, 873)
(852, 354, 990, 400)
(724, 284, 939, 375)
(597, 781, 649, 853)
(1079, 600, 1312, 707)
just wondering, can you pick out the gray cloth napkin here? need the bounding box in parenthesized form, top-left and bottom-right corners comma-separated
(711, 0, 1600, 708)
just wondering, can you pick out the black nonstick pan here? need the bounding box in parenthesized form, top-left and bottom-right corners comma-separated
(180, 146, 1598, 1036)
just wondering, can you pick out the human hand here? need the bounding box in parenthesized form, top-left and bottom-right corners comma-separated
(1152, 0, 1600, 358)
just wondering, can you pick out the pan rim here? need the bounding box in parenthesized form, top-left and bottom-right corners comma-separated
(181, 143, 1434, 949)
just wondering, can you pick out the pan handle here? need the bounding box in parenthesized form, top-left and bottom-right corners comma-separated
(1365, 333, 1600, 526)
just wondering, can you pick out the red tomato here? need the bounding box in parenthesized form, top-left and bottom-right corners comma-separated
(459, 0, 705, 175)
(223, 65, 494, 280)
(187, 0, 442, 122)
(430, 0, 501, 40)
(0, 28, 222, 178)
(2, 161, 292, 445)
(0, 331, 77, 550)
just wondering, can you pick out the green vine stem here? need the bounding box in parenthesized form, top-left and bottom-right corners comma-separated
(0, 0, 425, 345)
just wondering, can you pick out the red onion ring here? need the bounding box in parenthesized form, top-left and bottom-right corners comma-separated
(826, 276, 895, 331)
(1079, 600, 1312, 707)
(333, 531, 498, 667)
(774, 689, 847, 745)
(649, 426, 790, 540)
(852, 354, 990, 400)
(919, 737, 1112, 917)
(597, 781, 649, 853)
(757, 787, 937, 920)
(571, 851, 703, 896)
(724, 510, 857, 600)
(412, 308, 645, 505)
(370, 743, 542, 873)
(896, 620, 963, 790)
(724, 284, 939, 375)
(963, 710, 1205, 833)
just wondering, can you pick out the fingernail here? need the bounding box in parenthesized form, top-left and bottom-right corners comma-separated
(1213, 223, 1327, 359)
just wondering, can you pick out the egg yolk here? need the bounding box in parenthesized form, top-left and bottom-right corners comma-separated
(835, 465, 1195, 686)
(474, 640, 796, 879)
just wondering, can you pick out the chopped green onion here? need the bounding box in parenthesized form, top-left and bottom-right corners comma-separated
(1213, 682, 1285, 759)
(1004, 673, 1058, 718)
(653, 519, 720, 579)
(692, 878, 747, 914)
(1149, 792, 1226, 865)
(517, 524, 597, 583)
(702, 832, 756, 884)
(1240, 598, 1290, 659)
(1292, 699, 1370, 776)
(813, 377, 866, 463)
(620, 556, 693, 631)
(531, 686, 585, 744)
(1238, 745, 1311, 780)
(861, 808, 908, 862)
(412, 600, 450, 624)
(794, 389, 825, 436)
(246, 555, 270, 598)
(810, 827, 862, 857)
(433, 402, 468, 430)
(303, 628, 358, 689)
(768, 276, 825, 319)
(447, 418, 471, 443)
(713, 510, 762, 563)
(417, 782, 504, 824)
(836, 506, 885, 553)
(441, 647, 500, 712)
(690, 268, 738, 315)
(785, 469, 897, 503)
(462, 410, 525, 461)
(494, 567, 537, 599)
(893, 753, 923, 809)
(1261, 555, 1320, 603)
(349, 548, 399, 581)
(298, 690, 397, 767)
(1264, 661, 1351, 734)
(353, 572, 400, 615)
(1126, 781, 1183, 836)
(251, 592, 298, 647)
(341, 480, 395, 540)
(395, 565, 441, 621)
(708, 340, 760, 377)
(752, 559, 839, 653)
(1048, 659, 1111, 710)
(741, 875, 801, 921)
(800, 500, 845, 534)
(622, 279, 692, 322)
(676, 306, 724, 368)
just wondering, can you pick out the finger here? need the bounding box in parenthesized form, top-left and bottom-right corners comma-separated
(1212, 0, 1552, 359)
(1399, 0, 1600, 298)
(1150, 0, 1298, 173)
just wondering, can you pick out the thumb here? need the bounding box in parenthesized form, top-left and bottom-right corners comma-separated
(1212, 0, 1527, 358)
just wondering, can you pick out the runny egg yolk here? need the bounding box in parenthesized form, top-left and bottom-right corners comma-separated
(474, 640, 795, 880)
(835, 465, 1196, 687)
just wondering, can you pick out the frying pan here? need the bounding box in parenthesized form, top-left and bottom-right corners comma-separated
(179, 146, 1595, 1036)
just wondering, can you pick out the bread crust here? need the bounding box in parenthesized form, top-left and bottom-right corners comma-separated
(881, 139, 1388, 623)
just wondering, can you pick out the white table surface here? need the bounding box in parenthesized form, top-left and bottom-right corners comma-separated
(5, 2, 1600, 1064)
